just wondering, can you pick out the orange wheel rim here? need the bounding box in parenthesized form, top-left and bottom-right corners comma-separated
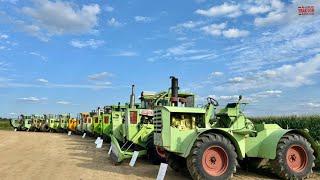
(286, 145, 308, 172)
(156, 146, 166, 158)
(202, 146, 228, 176)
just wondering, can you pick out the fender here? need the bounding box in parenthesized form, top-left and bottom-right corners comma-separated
(257, 129, 318, 159)
(182, 128, 245, 159)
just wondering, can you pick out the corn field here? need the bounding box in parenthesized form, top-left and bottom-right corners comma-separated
(251, 115, 320, 168)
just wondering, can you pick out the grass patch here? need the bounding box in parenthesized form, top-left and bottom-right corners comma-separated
(0, 118, 13, 130)
(251, 115, 320, 168)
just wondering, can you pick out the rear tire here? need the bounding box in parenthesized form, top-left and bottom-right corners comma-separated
(187, 133, 237, 180)
(271, 133, 315, 180)
(146, 135, 166, 165)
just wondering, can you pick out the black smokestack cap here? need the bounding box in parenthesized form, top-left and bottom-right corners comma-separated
(170, 76, 179, 106)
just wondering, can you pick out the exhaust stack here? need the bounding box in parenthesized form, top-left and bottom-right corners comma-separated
(130, 85, 135, 108)
(170, 76, 179, 106)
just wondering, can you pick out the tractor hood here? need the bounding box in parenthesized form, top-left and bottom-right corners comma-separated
(161, 106, 206, 113)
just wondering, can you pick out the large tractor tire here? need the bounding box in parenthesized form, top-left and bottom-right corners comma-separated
(187, 133, 237, 180)
(271, 133, 315, 180)
(146, 136, 166, 165)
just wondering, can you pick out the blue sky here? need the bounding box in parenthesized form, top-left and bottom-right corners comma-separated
(0, 0, 319, 117)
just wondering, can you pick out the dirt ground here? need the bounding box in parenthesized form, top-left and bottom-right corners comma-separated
(0, 130, 319, 180)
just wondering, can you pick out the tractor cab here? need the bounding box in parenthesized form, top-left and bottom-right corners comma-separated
(77, 112, 89, 134)
(213, 96, 255, 135)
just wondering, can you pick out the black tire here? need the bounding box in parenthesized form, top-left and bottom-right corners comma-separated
(146, 135, 166, 165)
(167, 153, 190, 177)
(271, 133, 315, 180)
(187, 133, 237, 180)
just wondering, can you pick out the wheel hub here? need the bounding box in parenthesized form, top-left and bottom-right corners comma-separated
(286, 145, 308, 172)
(202, 146, 228, 176)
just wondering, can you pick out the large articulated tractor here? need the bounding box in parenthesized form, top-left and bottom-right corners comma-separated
(10, 115, 24, 131)
(83, 111, 95, 136)
(103, 104, 127, 141)
(29, 115, 44, 131)
(10, 114, 32, 131)
(76, 112, 89, 134)
(57, 114, 70, 132)
(40, 114, 51, 132)
(110, 79, 195, 165)
(46, 114, 59, 132)
(153, 79, 318, 179)
(68, 116, 78, 132)
(92, 107, 104, 137)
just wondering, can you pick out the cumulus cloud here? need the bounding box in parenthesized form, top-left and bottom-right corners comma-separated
(171, 21, 205, 33)
(70, 39, 105, 48)
(222, 28, 249, 38)
(107, 17, 123, 27)
(201, 23, 226, 36)
(0, 34, 9, 39)
(195, 3, 241, 18)
(21, 0, 100, 36)
(134, 16, 152, 23)
(210, 71, 223, 78)
(220, 54, 320, 90)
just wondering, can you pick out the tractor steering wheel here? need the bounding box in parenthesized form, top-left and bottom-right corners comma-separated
(207, 97, 219, 106)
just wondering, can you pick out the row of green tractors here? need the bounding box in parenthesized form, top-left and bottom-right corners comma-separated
(10, 76, 319, 179)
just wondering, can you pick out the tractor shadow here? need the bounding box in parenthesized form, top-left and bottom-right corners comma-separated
(60, 134, 291, 180)
(61, 134, 190, 179)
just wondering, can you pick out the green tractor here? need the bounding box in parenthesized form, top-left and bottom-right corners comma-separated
(153, 77, 318, 179)
(104, 104, 127, 141)
(57, 114, 70, 132)
(10, 114, 32, 131)
(92, 108, 102, 137)
(110, 82, 195, 165)
(76, 112, 89, 135)
(83, 111, 95, 136)
(46, 114, 60, 132)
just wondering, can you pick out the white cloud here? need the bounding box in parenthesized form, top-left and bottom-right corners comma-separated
(105, 5, 114, 12)
(254, 12, 285, 26)
(171, 21, 205, 33)
(56, 101, 71, 105)
(252, 90, 282, 98)
(150, 42, 217, 62)
(201, 23, 226, 36)
(210, 71, 223, 78)
(29, 52, 47, 62)
(37, 78, 48, 83)
(219, 54, 320, 90)
(17, 96, 47, 103)
(222, 28, 249, 38)
(134, 16, 152, 23)
(107, 17, 123, 27)
(112, 51, 138, 57)
(70, 39, 105, 49)
(88, 72, 113, 81)
(0, 34, 9, 39)
(305, 102, 320, 108)
(22, 0, 100, 35)
(195, 3, 241, 18)
(247, 5, 271, 14)
(228, 76, 245, 83)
